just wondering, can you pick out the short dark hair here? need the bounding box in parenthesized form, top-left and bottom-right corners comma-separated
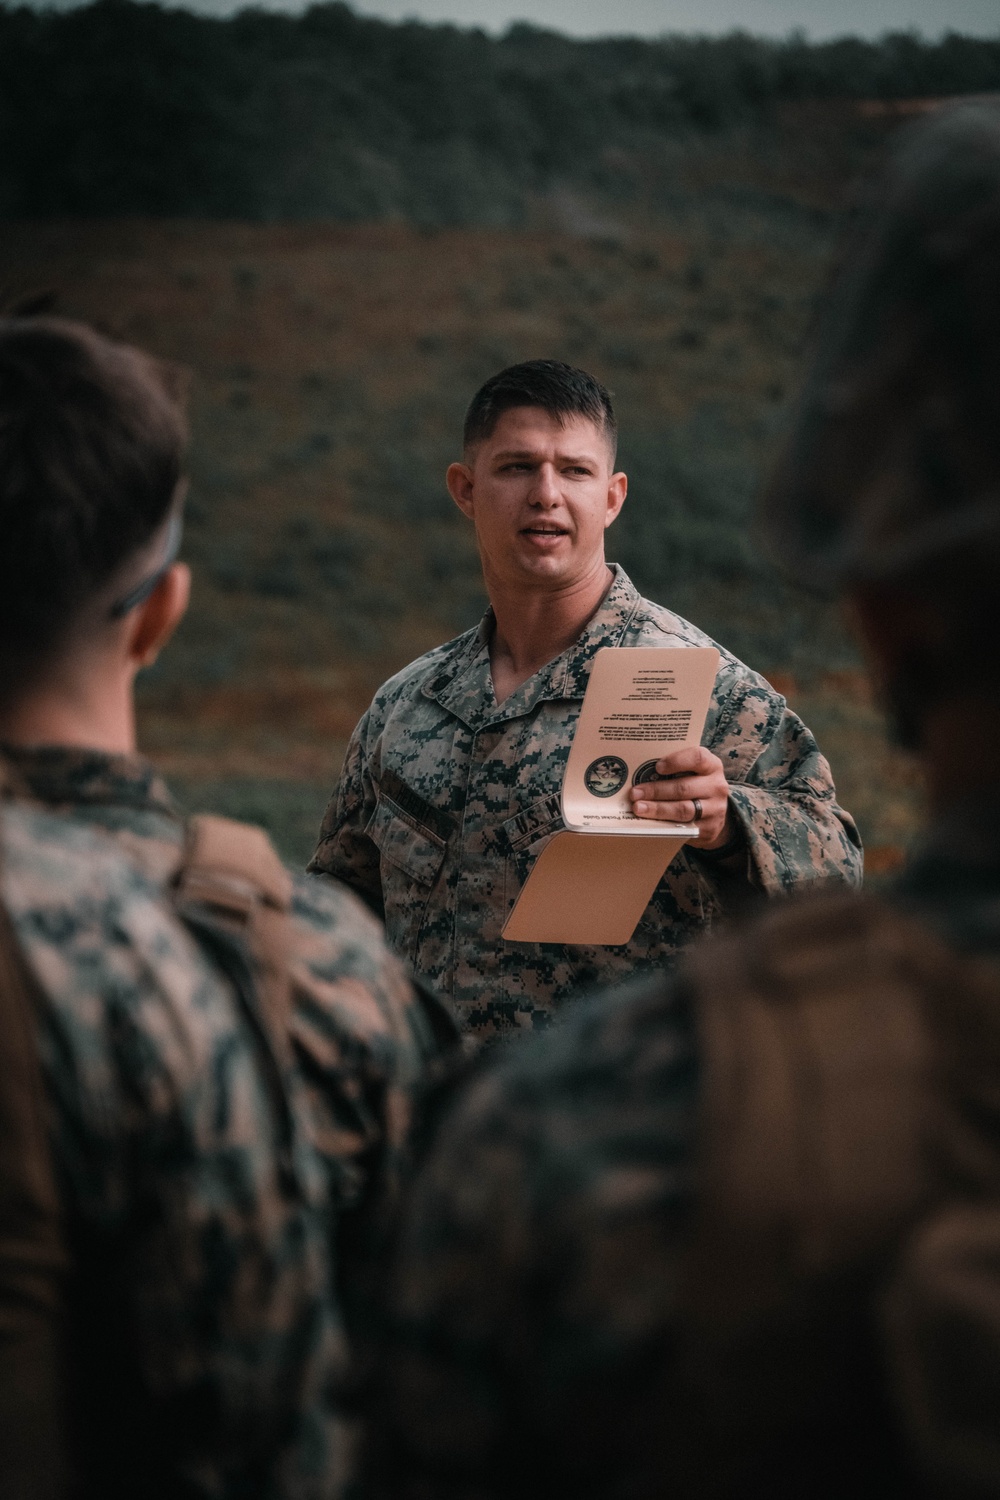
(757, 101, 1000, 742)
(0, 317, 186, 702)
(463, 360, 617, 458)
(759, 101, 1000, 594)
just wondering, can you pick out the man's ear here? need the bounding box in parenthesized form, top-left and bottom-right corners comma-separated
(605, 470, 627, 528)
(126, 563, 191, 671)
(447, 461, 476, 521)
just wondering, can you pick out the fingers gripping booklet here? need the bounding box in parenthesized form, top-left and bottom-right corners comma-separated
(562, 646, 720, 834)
(502, 646, 720, 947)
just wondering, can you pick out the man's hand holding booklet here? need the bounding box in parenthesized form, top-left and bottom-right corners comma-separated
(562, 646, 719, 835)
(504, 646, 720, 945)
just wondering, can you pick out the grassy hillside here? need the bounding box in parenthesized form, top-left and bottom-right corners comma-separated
(0, 93, 933, 870)
(1, 1, 998, 220)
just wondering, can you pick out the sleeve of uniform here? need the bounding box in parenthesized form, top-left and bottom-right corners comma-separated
(1, 817, 347, 1496)
(286, 871, 461, 1351)
(308, 711, 385, 918)
(715, 678, 863, 895)
(288, 869, 457, 1176)
(362, 973, 698, 1500)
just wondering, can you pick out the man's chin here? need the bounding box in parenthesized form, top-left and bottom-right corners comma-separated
(514, 553, 573, 582)
(513, 536, 573, 568)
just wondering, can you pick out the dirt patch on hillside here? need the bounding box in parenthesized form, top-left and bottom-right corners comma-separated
(0, 216, 919, 867)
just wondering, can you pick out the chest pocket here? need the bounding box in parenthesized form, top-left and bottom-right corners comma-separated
(368, 765, 452, 880)
(365, 769, 452, 965)
(367, 795, 448, 887)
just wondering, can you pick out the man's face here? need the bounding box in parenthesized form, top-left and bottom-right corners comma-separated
(447, 407, 627, 592)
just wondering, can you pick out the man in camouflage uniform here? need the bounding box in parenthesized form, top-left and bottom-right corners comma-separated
(361, 103, 1000, 1497)
(311, 362, 861, 1036)
(0, 317, 454, 1498)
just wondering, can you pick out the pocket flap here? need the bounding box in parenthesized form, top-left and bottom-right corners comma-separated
(367, 795, 448, 887)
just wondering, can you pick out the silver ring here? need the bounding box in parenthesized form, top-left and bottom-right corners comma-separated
(692, 798, 703, 822)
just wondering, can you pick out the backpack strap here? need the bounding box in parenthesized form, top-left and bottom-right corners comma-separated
(687, 891, 935, 1304)
(173, 813, 294, 1062)
(0, 835, 68, 1498)
(879, 933, 1000, 1496)
(672, 890, 943, 1492)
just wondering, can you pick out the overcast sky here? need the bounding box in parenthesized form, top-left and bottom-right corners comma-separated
(62, 0, 992, 37)
(346, 0, 1000, 39)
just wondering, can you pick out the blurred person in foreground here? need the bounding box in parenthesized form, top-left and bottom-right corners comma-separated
(0, 809, 68, 1500)
(311, 360, 861, 1039)
(361, 102, 1000, 1499)
(0, 317, 456, 1499)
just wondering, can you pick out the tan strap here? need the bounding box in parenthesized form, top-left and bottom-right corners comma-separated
(687, 893, 934, 1308)
(0, 864, 68, 1498)
(884, 1201, 1000, 1493)
(179, 813, 293, 914)
(0, 903, 65, 1308)
(671, 891, 939, 1485)
(174, 814, 294, 1056)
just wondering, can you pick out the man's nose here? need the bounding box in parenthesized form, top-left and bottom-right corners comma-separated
(529, 463, 561, 504)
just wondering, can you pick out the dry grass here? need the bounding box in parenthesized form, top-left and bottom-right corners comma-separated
(0, 210, 921, 870)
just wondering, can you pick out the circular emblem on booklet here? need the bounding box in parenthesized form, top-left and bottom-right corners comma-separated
(632, 759, 664, 786)
(584, 755, 629, 798)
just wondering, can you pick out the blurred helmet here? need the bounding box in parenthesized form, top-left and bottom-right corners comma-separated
(757, 101, 1000, 594)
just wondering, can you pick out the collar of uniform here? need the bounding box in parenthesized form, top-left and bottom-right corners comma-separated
(422, 565, 642, 728)
(0, 744, 177, 816)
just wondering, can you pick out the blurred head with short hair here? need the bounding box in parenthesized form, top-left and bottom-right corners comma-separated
(0, 317, 190, 746)
(759, 101, 1000, 757)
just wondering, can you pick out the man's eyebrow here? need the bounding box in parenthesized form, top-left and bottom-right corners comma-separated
(491, 449, 599, 463)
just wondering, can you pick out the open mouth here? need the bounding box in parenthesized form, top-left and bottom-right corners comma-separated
(521, 526, 569, 539)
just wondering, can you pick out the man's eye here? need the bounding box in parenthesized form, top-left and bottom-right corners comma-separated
(565, 466, 593, 477)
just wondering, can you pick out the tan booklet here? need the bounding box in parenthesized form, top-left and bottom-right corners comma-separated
(503, 646, 720, 946)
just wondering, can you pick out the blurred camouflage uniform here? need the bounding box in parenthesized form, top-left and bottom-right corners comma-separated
(0, 744, 454, 1500)
(363, 103, 1000, 1499)
(361, 796, 1000, 1499)
(311, 567, 861, 1035)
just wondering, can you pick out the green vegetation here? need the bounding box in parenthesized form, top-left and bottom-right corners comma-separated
(170, 776, 332, 867)
(0, 1, 998, 220)
(0, 211, 925, 869)
(0, 4, 956, 865)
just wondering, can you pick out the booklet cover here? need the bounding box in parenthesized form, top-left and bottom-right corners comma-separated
(503, 645, 721, 946)
(561, 645, 720, 835)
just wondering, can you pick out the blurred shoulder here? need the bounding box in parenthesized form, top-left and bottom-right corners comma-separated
(1, 799, 234, 1079)
(290, 867, 448, 1074)
(290, 865, 405, 980)
(1, 796, 157, 917)
(416, 971, 697, 1221)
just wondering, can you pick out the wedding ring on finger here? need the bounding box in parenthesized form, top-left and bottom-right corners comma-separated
(692, 798, 703, 822)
